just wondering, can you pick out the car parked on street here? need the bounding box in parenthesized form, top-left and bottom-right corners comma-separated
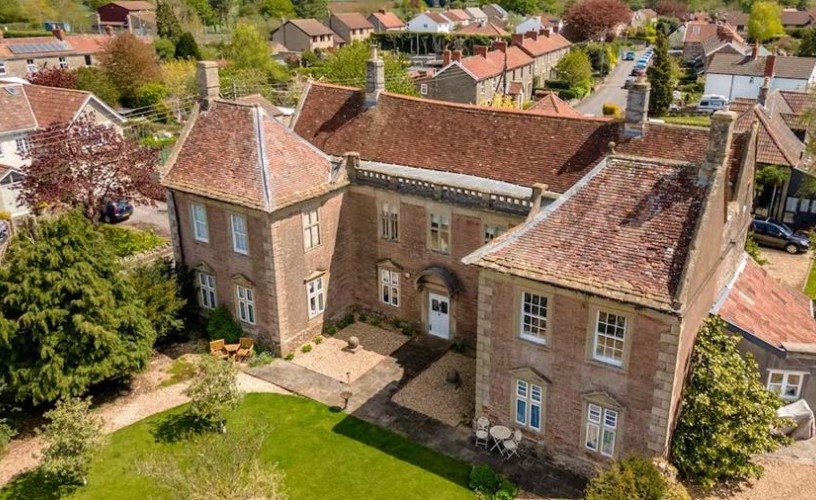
(99, 199, 134, 223)
(697, 94, 729, 113)
(623, 51, 636, 61)
(751, 218, 811, 254)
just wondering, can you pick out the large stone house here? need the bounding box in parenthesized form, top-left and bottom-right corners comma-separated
(163, 54, 763, 474)
(270, 19, 340, 53)
(368, 10, 406, 33)
(0, 31, 111, 78)
(512, 29, 571, 84)
(326, 13, 374, 44)
(704, 53, 816, 100)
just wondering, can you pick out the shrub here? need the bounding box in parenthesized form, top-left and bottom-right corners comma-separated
(186, 356, 242, 433)
(671, 317, 790, 489)
(324, 324, 338, 336)
(368, 316, 382, 327)
(359, 312, 368, 323)
(585, 461, 638, 500)
(129, 259, 186, 341)
(745, 232, 768, 265)
(175, 32, 202, 60)
(602, 103, 623, 118)
(469, 465, 517, 499)
(301, 344, 313, 354)
(586, 456, 689, 500)
(206, 306, 243, 343)
(76, 67, 121, 107)
(337, 313, 356, 329)
(0, 210, 11, 221)
(248, 351, 276, 368)
(390, 317, 402, 329)
(154, 37, 176, 60)
(98, 225, 166, 258)
(0, 419, 15, 458)
(313, 335, 324, 345)
(40, 398, 105, 485)
(284, 352, 295, 361)
(544, 79, 570, 90)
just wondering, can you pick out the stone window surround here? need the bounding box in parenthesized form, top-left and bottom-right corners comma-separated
(194, 262, 217, 309)
(302, 205, 321, 251)
(513, 281, 555, 348)
(235, 281, 256, 325)
(509, 367, 550, 434)
(579, 391, 625, 460)
(377, 259, 402, 308)
(229, 212, 250, 256)
(584, 300, 635, 372)
(190, 202, 209, 243)
(377, 192, 400, 242)
(427, 206, 452, 255)
(305, 270, 327, 319)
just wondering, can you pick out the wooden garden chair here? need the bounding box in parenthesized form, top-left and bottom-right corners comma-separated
(209, 339, 229, 360)
(236, 337, 255, 362)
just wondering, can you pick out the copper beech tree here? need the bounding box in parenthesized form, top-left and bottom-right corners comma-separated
(564, 0, 631, 41)
(21, 114, 162, 224)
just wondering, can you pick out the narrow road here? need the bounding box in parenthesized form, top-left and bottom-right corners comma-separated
(576, 50, 642, 117)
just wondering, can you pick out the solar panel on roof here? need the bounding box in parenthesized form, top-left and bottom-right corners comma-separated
(7, 41, 72, 54)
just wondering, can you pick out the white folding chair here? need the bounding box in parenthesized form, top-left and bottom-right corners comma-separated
(473, 417, 490, 448)
(502, 429, 522, 459)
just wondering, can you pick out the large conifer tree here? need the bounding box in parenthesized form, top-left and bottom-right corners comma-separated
(647, 31, 673, 117)
(0, 211, 156, 404)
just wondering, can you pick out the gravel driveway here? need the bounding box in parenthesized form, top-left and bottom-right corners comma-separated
(760, 248, 813, 291)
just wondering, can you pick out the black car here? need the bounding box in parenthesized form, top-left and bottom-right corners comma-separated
(751, 218, 810, 254)
(100, 200, 134, 223)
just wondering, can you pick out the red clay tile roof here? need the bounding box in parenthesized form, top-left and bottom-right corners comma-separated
(456, 22, 508, 37)
(459, 53, 503, 80)
(425, 12, 453, 24)
(708, 53, 816, 79)
(684, 22, 743, 44)
(0, 84, 37, 134)
(289, 19, 336, 37)
(444, 9, 471, 21)
(163, 99, 335, 212)
(527, 91, 583, 118)
(732, 99, 804, 167)
(23, 85, 91, 126)
(110, 1, 155, 10)
(465, 157, 707, 310)
(369, 11, 405, 28)
(719, 258, 816, 349)
(238, 94, 283, 117)
(331, 13, 374, 30)
(293, 83, 710, 194)
(485, 46, 533, 71)
(513, 32, 570, 57)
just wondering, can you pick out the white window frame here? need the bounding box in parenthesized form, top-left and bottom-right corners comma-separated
(198, 272, 216, 309)
(26, 59, 36, 73)
(767, 370, 805, 401)
(429, 212, 450, 253)
(58, 57, 69, 69)
(381, 201, 398, 241)
(191, 203, 209, 243)
(420, 83, 428, 95)
(585, 403, 618, 457)
(483, 224, 505, 243)
(306, 276, 325, 318)
(0, 62, 6, 75)
(230, 213, 249, 255)
(302, 208, 321, 250)
(519, 291, 548, 345)
(379, 268, 400, 307)
(236, 285, 255, 324)
(592, 311, 627, 367)
(15, 136, 29, 154)
(514, 379, 542, 431)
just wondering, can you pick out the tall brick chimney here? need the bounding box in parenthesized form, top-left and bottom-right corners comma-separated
(751, 42, 759, 60)
(442, 49, 452, 65)
(525, 30, 538, 40)
(624, 81, 650, 138)
(474, 45, 488, 58)
(764, 55, 776, 77)
(52, 28, 64, 41)
(541, 28, 551, 37)
(196, 61, 220, 110)
(512, 33, 523, 45)
(451, 50, 462, 62)
(492, 40, 507, 53)
(698, 110, 737, 186)
(365, 45, 385, 107)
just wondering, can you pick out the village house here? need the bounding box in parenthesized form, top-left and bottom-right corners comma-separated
(512, 29, 571, 84)
(465, 7, 489, 25)
(721, 9, 816, 32)
(407, 12, 455, 33)
(0, 82, 125, 217)
(515, 15, 564, 35)
(271, 19, 340, 53)
(669, 21, 746, 63)
(443, 9, 472, 27)
(415, 42, 535, 105)
(96, 1, 156, 36)
(162, 51, 766, 475)
(0, 30, 111, 78)
(368, 9, 406, 33)
(704, 52, 816, 100)
(695, 33, 770, 69)
(456, 22, 509, 38)
(326, 12, 374, 44)
(630, 8, 657, 28)
(481, 3, 509, 25)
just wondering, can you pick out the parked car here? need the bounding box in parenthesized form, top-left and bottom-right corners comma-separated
(631, 66, 646, 76)
(624, 76, 636, 88)
(697, 95, 728, 113)
(623, 51, 636, 61)
(100, 199, 134, 223)
(751, 218, 811, 254)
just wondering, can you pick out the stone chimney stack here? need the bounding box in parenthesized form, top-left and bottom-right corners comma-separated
(365, 45, 385, 108)
(751, 42, 759, 60)
(758, 76, 770, 106)
(698, 110, 737, 186)
(624, 81, 650, 138)
(527, 183, 549, 220)
(344, 151, 360, 182)
(197, 61, 220, 110)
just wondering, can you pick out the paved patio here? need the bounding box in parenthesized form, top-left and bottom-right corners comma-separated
(248, 329, 586, 498)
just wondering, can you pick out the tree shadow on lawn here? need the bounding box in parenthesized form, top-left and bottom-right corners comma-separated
(330, 413, 471, 489)
(149, 412, 209, 443)
(1, 468, 74, 500)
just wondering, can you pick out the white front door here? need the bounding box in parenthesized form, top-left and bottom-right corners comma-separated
(428, 292, 450, 339)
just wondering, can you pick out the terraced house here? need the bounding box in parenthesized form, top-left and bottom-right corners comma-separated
(164, 55, 759, 475)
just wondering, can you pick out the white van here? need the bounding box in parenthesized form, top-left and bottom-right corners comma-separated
(697, 95, 729, 112)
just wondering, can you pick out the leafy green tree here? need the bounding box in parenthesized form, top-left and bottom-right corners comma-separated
(157, 0, 183, 42)
(308, 42, 418, 96)
(175, 32, 202, 60)
(671, 317, 790, 489)
(186, 0, 217, 25)
(208, 0, 235, 25)
(498, 0, 541, 15)
(798, 26, 816, 56)
(585, 456, 688, 500)
(554, 49, 593, 88)
(40, 398, 105, 486)
(130, 259, 186, 342)
(0, 212, 156, 404)
(748, 1, 785, 42)
(293, 0, 328, 19)
(647, 31, 672, 116)
(223, 22, 289, 82)
(755, 164, 790, 212)
(186, 356, 242, 432)
(398, 0, 427, 18)
(155, 37, 177, 60)
(76, 67, 121, 106)
(0, 0, 27, 23)
(261, 0, 296, 18)
(98, 32, 161, 106)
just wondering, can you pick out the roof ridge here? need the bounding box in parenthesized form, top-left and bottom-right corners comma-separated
(754, 106, 800, 166)
(28, 84, 92, 96)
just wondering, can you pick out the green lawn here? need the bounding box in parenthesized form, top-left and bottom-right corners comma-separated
(660, 115, 711, 127)
(1, 394, 474, 500)
(805, 260, 816, 299)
